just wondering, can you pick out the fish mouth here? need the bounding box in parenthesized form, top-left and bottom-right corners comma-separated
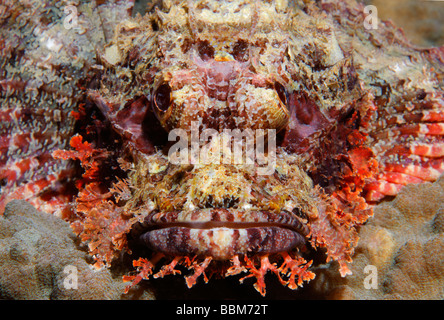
(137, 208, 309, 260)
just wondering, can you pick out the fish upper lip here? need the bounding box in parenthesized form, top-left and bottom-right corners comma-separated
(141, 208, 309, 236)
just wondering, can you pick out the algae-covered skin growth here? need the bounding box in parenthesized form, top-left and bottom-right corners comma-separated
(0, 0, 443, 298)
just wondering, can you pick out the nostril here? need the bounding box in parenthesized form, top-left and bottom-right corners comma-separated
(232, 39, 249, 62)
(197, 40, 215, 61)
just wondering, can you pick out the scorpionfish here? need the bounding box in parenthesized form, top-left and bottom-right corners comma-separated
(0, 0, 443, 296)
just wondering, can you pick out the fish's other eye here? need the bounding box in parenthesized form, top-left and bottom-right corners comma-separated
(274, 81, 288, 107)
(153, 82, 172, 113)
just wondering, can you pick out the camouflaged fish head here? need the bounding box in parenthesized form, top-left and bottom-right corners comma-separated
(1, 0, 443, 296)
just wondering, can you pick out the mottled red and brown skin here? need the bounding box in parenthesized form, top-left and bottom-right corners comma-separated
(1, 0, 443, 296)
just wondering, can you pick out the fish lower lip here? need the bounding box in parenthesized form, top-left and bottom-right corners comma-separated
(139, 225, 306, 260)
(136, 208, 309, 260)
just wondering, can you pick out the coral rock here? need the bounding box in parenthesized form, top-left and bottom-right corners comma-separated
(0, 200, 152, 299)
(310, 175, 444, 299)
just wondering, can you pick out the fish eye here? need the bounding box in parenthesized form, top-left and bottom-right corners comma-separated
(274, 81, 288, 108)
(153, 82, 172, 113)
